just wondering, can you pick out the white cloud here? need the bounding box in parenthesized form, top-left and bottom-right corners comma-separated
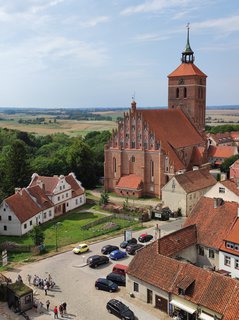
(134, 33, 169, 42)
(80, 16, 110, 28)
(192, 15, 239, 34)
(121, 0, 191, 15)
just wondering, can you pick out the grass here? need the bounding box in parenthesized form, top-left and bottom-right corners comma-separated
(0, 208, 139, 268)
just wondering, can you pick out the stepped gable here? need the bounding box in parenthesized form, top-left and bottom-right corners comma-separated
(65, 173, 84, 197)
(5, 189, 41, 223)
(168, 63, 207, 78)
(139, 109, 204, 170)
(27, 185, 53, 210)
(158, 224, 197, 257)
(116, 174, 143, 189)
(174, 169, 216, 193)
(30, 174, 59, 195)
(184, 197, 238, 249)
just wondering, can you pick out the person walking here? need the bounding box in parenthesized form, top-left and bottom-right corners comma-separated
(62, 302, 67, 315)
(46, 300, 50, 312)
(54, 306, 58, 319)
(27, 274, 31, 285)
(44, 284, 48, 295)
(59, 304, 63, 317)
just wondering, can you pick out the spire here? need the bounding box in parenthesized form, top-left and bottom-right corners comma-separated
(181, 23, 194, 64)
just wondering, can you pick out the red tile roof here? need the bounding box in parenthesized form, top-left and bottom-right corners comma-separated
(127, 242, 239, 317)
(5, 189, 42, 223)
(65, 173, 85, 197)
(174, 169, 216, 193)
(116, 174, 143, 190)
(184, 197, 238, 249)
(30, 175, 59, 195)
(158, 225, 197, 257)
(189, 146, 205, 166)
(27, 185, 53, 210)
(221, 179, 239, 197)
(168, 63, 207, 78)
(139, 109, 204, 170)
(208, 145, 238, 159)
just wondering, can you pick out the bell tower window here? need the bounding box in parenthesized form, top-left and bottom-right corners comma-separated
(184, 87, 187, 98)
(176, 88, 179, 98)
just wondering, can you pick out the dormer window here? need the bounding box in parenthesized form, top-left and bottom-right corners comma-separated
(178, 288, 185, 296)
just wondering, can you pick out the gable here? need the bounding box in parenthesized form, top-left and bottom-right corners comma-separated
(162, 177, 185, 194)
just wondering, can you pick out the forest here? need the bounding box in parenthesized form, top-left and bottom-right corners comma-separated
(0, 128, 111, 202)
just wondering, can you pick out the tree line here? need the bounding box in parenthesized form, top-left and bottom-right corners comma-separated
(0, 128, 111, 202)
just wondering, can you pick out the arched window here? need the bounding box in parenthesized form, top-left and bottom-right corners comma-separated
(150, 160, 154, 179)
(176, 88, 179, 98)
(131, 156, 135, 163)
(184, 87, 187, 98)
(113, 157, 116, 174)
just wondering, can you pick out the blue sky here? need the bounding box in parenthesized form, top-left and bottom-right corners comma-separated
(0, 0, 239, 108)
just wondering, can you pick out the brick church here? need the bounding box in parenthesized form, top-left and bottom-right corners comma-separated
(104, 27, 208, 198)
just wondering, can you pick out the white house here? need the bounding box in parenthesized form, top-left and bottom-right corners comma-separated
(205, 179, 239, 203)
(162, 169, 216, 216)
(0, 172, 86, 236)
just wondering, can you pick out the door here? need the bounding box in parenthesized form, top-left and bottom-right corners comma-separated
(155, 295, 168, 313)
(147, 289, 153, 304)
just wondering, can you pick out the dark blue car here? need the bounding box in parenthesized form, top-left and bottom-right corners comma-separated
(95, 278, 118, 292)
(110, 250, 127, 260)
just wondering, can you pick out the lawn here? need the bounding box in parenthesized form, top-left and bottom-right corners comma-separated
(0, 209, 139, 266)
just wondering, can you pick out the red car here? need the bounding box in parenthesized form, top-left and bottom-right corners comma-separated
(138, 233, 153, 243)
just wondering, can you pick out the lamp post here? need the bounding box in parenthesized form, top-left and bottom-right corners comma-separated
(55, 222, 62, 252)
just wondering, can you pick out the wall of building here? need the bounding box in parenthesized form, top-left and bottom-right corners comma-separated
(197, 245, 219, 269)
(219, 251, 239, 279)
(162, 178, 187, 215)
(174, 245, 197, 264)
(0, 203, 22, 236)
(205, 182, 239, 202)
(186, 186, 213, 216)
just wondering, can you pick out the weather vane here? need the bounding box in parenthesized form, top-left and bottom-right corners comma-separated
(186, 22, 190, 29)
(132, 91, 136, 101)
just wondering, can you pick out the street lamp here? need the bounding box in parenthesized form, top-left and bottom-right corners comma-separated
(55, 222, 62, 252)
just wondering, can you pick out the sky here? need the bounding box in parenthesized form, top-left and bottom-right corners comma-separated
(0, 0, 239, 108)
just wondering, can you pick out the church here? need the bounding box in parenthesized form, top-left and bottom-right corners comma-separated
(104, 28, 208, 198)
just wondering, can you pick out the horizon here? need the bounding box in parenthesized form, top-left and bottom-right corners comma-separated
(0, 0, 239, 108)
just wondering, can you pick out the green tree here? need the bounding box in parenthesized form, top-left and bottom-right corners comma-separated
(99, 191, 109, 205)
(29, 225, 45, 246)
(220, 154, 239, 175)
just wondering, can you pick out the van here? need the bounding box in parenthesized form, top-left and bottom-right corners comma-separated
(112, 264, 128, 276)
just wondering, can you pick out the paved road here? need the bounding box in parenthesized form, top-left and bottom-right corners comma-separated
(2, 218, 185, 320)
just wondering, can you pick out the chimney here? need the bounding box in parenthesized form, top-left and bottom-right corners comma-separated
(214, 198, 224, 208)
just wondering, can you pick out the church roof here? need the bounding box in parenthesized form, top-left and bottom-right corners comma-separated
(168, 63, 207, 78)
(139, 109, 204, 170)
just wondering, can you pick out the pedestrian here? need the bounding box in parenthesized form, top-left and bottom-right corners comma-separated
(27, 274, 31, 285)
(54, 306, 58, 319)
(17, 274, 23, 283)
(46, 299, 50, 312)
(48, 273, 52, 282)
(59, 304, 63, 317)
(44, 284, 48, 295)
(62, 302, 67, 315)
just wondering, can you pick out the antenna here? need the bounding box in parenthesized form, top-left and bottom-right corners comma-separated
(132, 91, 136, 101)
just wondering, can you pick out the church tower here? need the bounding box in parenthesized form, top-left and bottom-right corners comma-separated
(168, 25, 207, 133)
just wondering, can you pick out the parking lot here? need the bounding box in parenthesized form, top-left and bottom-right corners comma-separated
(2, 219, 184, 320)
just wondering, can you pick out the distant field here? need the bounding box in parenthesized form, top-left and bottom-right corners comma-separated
(0, 108, 238, 135)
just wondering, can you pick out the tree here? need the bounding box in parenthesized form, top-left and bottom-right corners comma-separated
(220, 154, 239, 175)
(29, 225, 45, 246)
(99, 191, 109, 205)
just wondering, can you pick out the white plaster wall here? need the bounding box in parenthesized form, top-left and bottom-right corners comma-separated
(42, 207, 55, 222)
(219, 251, 239, 279)
(0, 202, 22, 236)
(197, 246, 219, 269)
(51, 189, 73, 205)
(205, 182, 239, 202)
(68, 195, 86, 211)
(174, 245, 197, 264)
(162, 178, 187, 215)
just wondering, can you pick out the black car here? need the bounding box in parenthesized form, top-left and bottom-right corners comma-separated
(95, 278, 118, 292)
(126, 243, 144, 255)
(106, 299, 135, 320)
(87, 255, 109, 268)
(106, 272, 126, 286)
(101, 245, 119, 255)
(120, 238, 137, 249)
(138, 234, 154, 243)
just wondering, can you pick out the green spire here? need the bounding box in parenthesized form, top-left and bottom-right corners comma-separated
(182, 23, 194, 63)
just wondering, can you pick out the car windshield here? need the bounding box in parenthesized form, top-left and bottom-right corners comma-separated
(76, 246, 82, 249)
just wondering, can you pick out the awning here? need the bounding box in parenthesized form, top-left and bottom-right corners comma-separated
(199, 312, 215, 320)
(170, 299, 197, 314)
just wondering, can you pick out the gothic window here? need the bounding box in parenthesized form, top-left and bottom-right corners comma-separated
(144, 142, 147, 149)
(165, 156, 169, 172)
(131, 156, 135, 163)
(150, 161, 154, 179)
(131, 141, 135, 148)
(176, 87, 179, 98)
(113, 157, 116, 174)
(184, 87, 187, 98)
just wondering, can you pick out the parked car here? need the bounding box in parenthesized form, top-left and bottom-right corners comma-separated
(101, 245, 119, 255)
(112, 264, 128, 276)
(138, 233, 153, 243)
(87, 255, 109, 268)
(126, 243, 144, 255)
(152, 205, 170, 221)
(95, 278, 118, 292)
(72, 243, 90, 254)
(120, 238, 137, 249)
(106, 272, 126, 286)
(110, 250, 127, 260)
(106, 299, 135, 320)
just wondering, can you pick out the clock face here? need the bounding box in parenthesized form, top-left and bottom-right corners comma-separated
(178, 78, 184, 85)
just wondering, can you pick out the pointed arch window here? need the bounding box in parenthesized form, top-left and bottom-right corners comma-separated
(150, 160, 154, 180)
(176, 88, 179, 98)
(113, 157, 116, 174)
(184, 87, 187, 98)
